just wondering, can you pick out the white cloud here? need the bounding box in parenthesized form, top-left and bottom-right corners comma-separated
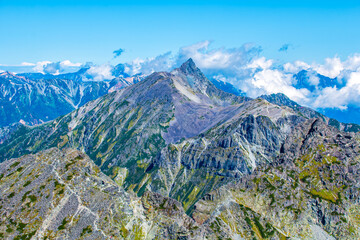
(307, 73, 320, 86)
(246, 57, 273, 70)
(283, 61, 310, 73)
(344, 54, 360, 72)
(85, 64, 114, 81)
(125, 52, 173, 76)
(243, 68, 310, 104)
(21, 62, 36, 66)
(60, 60, 82, 67)
(32, 61, 52, 73)
(31, 60, 82, 74)
(312, 57, 343, 78)
(311, 71, 360, 109)
(177, 41, 261, 73)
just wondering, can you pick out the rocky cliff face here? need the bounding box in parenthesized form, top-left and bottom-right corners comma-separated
(0, 148, 203, 239)
(192, 119, 360, 239)
(260, 93, 360, 132)
(0, 148, 145, 239)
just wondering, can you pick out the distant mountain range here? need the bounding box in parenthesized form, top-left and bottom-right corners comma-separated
(292, 69, 360, 124)
(0, 67, 143, 127)
(1, 62, 359, 130)
(1, 59, 359, 239)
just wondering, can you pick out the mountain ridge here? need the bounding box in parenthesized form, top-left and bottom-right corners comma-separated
(0, 68, 142, 127)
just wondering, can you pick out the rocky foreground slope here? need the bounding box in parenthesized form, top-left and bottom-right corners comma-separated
(0, 148, 202, 239)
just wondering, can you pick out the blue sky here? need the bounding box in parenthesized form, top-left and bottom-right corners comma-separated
(1, 0, 360, 65)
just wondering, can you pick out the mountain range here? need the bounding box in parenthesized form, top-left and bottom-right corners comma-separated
(0, 59, 359, 239)
(0, 67, 142, 128)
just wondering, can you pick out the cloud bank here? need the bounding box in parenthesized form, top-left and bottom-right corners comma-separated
(1, 41, 359, 114)
(121, 41, 360, 112)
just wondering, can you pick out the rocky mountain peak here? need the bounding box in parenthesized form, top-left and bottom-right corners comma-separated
(0, 71, 15, 77)
(179, 58, 197, 73)
(170, 58, 212, 96)
(178, 58, 207, 82)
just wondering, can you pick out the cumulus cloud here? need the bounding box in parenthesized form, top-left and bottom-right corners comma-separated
(43, 62, 61, 74)
(113, 48, 125, 58)
(283, 61, 310, 73)
(84, 64, 114, 81)
(312, 57, 344, 78)
(32, 60, 82, 74)
(32, 61, 52, 73)
(246, 57, 273, 70)
(237, 57, 311, 104)
(177, 41, 262, 73)
(307, 72, 320, 86)
(124, 51, 174, 76)
(123, 41, 262, 82)
(29, 60, 82, 74)
(311, 71, 360, 109)
(2, 41, 360, 113)
(61, 60, 82, 67)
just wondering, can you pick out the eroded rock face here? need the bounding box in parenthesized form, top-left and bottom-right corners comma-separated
(0, 148, 207, 239)
(0, 148, 146, 239)
(260, 93, 360, 132)
(192, 119, 360, 239)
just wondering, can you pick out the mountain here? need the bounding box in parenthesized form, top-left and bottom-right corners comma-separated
(209, 77, 245, 96)
(293, 69, 345, 91)
(1, 59, 360, 239)
(193, 119, 360, 239)
(319, 106, 360, 126)
(260, 93, 360, 132)
(0, 59, 311, 211)
(0, 148, 200, 239)
(1, 119, 359, 239)
(291, 69, 360, 125)
(0, 68, 142, 128)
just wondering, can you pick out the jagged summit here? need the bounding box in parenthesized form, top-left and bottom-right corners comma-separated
(179, 58, 197, 73)
(176, 58, 208, 84)
(0, 71, 16, 77)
